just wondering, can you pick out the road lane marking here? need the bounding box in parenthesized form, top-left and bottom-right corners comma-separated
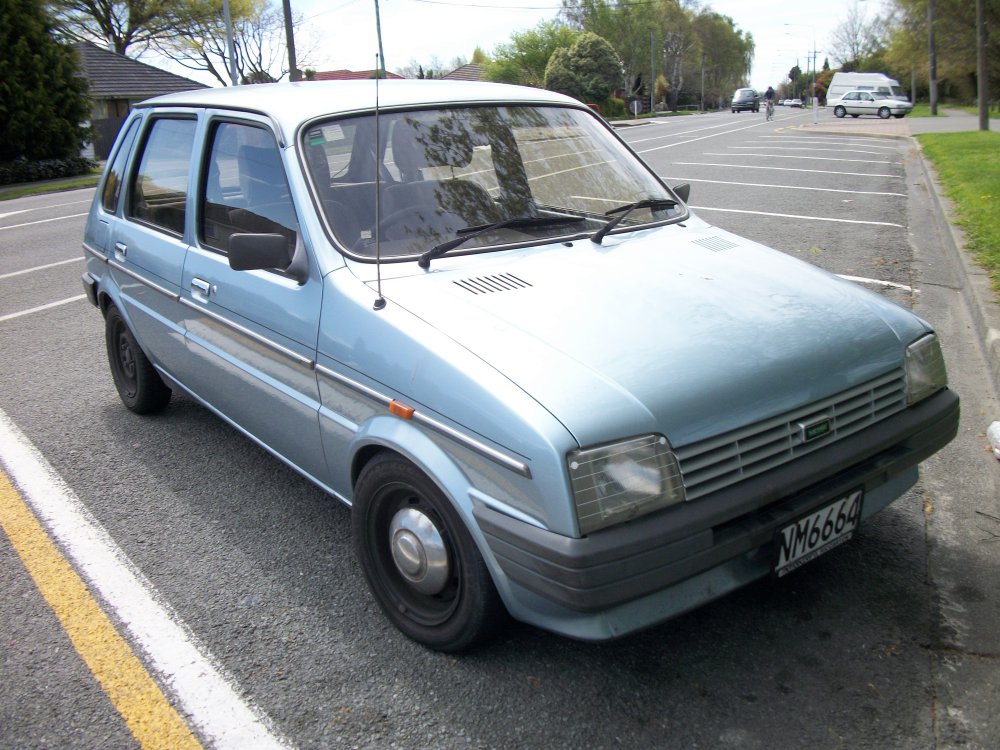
(727, 145, 890, 156)
(0, 213, 88, 231)
(703, 152, 892, 164)
(0, 466, 201, 749)
(0, 209, 29, 220)
(668, 177, 905, 197)
(635, 118, 788, 153)
(838, 275, 915, 292)
(758, 135, 900, 148)
(689, 205, 903, 227)
(0, 295, 87, 323)
(672, 162, 904, 179)
(0, 257, 82, 280)
(0, 410, 292, 750)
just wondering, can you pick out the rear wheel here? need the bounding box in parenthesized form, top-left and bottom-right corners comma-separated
(105, 305, 171, 413)
(878, 106, 891, 119)
(352, 453, 506, 652)
(834, 106, 846, 118)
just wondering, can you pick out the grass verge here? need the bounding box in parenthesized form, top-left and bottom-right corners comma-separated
(0, 173, 101, 201)
(917, 131, 1000, 294)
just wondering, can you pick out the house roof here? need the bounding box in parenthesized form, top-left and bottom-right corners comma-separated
(311, 69, 404, 81)
(74, 42, 209, 99)
(441, 63, 486, 82)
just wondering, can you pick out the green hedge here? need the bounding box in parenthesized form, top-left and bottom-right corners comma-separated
(0, 156, 97, 186)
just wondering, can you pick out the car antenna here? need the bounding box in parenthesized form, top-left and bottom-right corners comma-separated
(372, 51, 386, 311)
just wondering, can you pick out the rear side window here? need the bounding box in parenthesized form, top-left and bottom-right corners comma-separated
(201, 121, 298, 258)
(127, 118, 197, 236)
(101, 118, 140, 214)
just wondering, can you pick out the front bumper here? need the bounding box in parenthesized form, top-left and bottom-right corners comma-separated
(476, 389, 958, 631)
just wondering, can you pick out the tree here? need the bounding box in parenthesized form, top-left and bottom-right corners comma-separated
(484, 20, 579, 86)
(161, 0, 310, 85)
(47, 0, 217, 56)
(544, 31, 621, 103)
(1, 0, 91, 162)
(830, 1, 888, 71)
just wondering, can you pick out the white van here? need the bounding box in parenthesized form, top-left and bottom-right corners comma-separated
(827, 72, 908, 103)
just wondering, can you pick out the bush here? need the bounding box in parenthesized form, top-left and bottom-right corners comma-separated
(0, 156, 97, 186)
(602, 98, 626, 118)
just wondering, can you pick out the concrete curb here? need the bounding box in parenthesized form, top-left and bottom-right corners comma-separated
(916, 144, 1000, 399)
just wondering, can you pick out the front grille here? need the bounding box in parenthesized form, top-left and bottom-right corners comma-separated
(453, 273, 532, 295)
(674, 369, 907, 500)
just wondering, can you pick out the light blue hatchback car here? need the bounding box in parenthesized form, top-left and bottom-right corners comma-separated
(82, 80, 959, 651)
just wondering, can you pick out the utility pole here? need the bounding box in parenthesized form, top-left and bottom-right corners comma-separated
(928, 0, 938, 115)
(283, 0, 300, 81)
(222, 0, 238, 85)
(977, 0, 989, 131)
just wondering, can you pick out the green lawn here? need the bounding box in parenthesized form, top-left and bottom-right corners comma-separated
(0, 172, 100, 201)
(917, 131, 1000, 294)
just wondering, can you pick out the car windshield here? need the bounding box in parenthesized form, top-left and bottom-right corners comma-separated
(301, 105, 682, 260)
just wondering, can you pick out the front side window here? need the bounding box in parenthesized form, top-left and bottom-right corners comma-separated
(303, 105, 682, 261)
(101, 118, 141, 214)
(200, 121, 298, 259)
(127, 118, 197, 235)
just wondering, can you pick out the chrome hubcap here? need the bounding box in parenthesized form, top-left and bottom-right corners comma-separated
(389, 508, 449, 595)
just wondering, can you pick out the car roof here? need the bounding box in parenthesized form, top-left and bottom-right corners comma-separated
(138, 80, 581, 142)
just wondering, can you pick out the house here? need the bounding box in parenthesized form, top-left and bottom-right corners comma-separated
(309, 69, 404, 81)
(441, 63, 486, 82)
(74, 42, 208, 159)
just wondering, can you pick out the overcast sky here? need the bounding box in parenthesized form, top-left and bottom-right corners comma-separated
(159, 0, 882, 90)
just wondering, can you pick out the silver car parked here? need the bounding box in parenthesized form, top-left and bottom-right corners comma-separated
(832, 90, 914, 119)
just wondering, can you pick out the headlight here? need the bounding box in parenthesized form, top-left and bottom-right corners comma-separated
(905, 334, 947, 405)
(568, 434, 685, 535)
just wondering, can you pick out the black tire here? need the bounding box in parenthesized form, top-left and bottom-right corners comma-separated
(105, 305, 171, 413)
(352, 453, 506, 652)
(851, 114, 860, 118)
(834, 106, 846, 118)
(893, 113, 905, 119)
(878, 106, 891, 119)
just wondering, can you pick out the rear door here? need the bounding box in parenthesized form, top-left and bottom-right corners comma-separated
(178, 115, 328, 484)
(109, 114, 198, 375)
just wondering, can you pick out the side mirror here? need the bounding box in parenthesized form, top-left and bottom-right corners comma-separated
(672, 183, 690, 204)
(229, 233, 290, 272)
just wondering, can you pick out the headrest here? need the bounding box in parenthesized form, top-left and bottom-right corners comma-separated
(390, 117, 474, 180)
(237, 145, 286, 188)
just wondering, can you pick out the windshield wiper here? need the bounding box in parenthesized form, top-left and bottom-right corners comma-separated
(418, 215, 585, 268)
(591, 198, 678, 246)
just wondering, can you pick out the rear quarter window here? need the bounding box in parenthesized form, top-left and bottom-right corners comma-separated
(101, 118, 141, 214)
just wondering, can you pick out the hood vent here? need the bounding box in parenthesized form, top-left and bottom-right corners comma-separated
(693, 236, 738, 253)
(453, 273, 533, 295)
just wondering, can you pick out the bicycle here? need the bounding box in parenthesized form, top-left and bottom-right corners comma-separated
(765, 99, 775, 121)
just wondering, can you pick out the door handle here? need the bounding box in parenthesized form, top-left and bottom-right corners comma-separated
(191, 278, 212, 296)
(113, 242, 127, 260)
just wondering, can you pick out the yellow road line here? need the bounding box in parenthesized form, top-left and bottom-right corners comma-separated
(0, 468, 202, 750)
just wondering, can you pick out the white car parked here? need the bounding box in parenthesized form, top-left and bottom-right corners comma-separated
(831, 90, 913, 119)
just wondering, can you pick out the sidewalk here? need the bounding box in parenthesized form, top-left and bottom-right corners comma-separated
(0, 172, 100, 199)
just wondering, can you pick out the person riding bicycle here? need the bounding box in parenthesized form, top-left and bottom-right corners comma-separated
(764, 86, 776, 119)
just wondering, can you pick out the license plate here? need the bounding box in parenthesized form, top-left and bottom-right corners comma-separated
(775, 490, 863, 577)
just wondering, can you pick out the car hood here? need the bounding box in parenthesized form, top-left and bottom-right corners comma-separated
(378, 225, 925, 448)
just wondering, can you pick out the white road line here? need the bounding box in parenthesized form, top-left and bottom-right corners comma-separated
(0, 257, 82, 281)
(0, 410, 293, 750)
(703, 152, 892, 164)
(672, 162, 904, 179)
(0, 295, 87, 323)
(728, 146, 889, 155)
(838, 275, 915, 292)
(635, 119, 787, 153)
(670, 177, 905, 197)
(0, 213, 88, 231)
(689, 205, 903, 227)
(757, 136, 899, 149)
(0, 210, 29, 220)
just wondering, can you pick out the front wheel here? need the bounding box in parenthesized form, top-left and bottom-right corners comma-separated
(834, 106, 846, 118)
(878, 107, 891, 119)
(893, 114, 905, 119)
(105, 305, 171, 413)
(352, 453, 506, 652)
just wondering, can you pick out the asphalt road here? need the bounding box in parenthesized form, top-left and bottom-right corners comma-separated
(1, 107, 998, 749)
